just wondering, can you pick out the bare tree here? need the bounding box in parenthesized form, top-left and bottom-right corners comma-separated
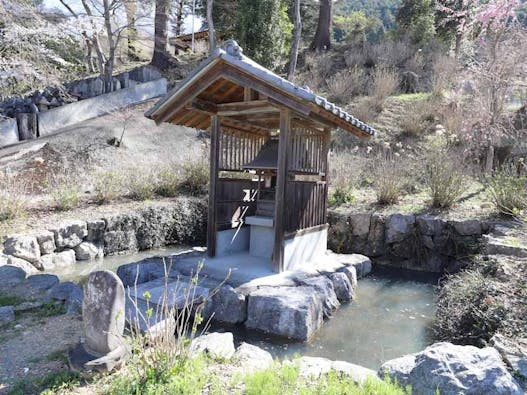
(78, 0, 151, 92)
(288, 0, 301, 80)
(311, 0, 331, 52)
(171, 0, 186, 36)
(207, 0, 215, 53)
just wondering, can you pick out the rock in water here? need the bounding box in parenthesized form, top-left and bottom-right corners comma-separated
(69, 270, 129, 372)
(245, 286, 323, 341)
(379, 342, 523, 395)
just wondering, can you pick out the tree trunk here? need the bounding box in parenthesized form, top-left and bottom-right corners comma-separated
(207, 0, 215, 53)
(152, 0, 172, 70)
(173, 0, 185, 36)
(310, 0, 331, 52)
(288, 0, 302, 80)
(124, 0, 139, 61)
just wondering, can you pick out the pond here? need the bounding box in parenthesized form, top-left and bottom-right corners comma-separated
(215, 268, 439, 370)
(50, 248, 438, 370)
(47, 245, 191, 282)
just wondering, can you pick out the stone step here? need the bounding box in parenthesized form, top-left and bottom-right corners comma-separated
(483, 235, 527, 258)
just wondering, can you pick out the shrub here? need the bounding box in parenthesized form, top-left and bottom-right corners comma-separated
(94, 170, 124, 204)
(326, 67, 366, 104)
(155, 164, 181, 197)
(423, 148, 465, 208)
(127, 169, 156, 201)
(49, 177, 82, 211)
(398, 99, 435, 137)
(0, 172, 27, 221)
(179, 159, 209, 196)
(486, 162, 527, 215)
(329, 185, 356, 207)
(372, 152, 407, 205)
(370, 66, 399, 111)
(434, 266, 508, 346)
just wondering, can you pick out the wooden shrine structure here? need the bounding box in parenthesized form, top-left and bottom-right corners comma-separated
(146, 40, 375, 273)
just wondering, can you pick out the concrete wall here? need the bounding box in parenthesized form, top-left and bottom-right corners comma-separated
(215, 227, 250, 257)
(0, 118, 19, 147)
(283, 228, 328, 271)
(39, 78, 167, 137)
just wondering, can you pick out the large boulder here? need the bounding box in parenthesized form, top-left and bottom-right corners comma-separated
(104, 230, 138, 255)
(0, 265, 27, 287)
(416, 215, 444, 236)
(74, 242, 102, 261)
(35, 231, 56, 255)
(245, 286, 323, 341)
(327, 272, 354, 302)
(87, 219, 106, 243)
(349, 214, 371, 237)
(233, 342, 273, 371)
(27, 274, 60, 291)
(203, 285, 247, 324)
(491, 334, 527, 389)
(338, 265, 357, 287)
(189, 332, 235, 360)
(385, 214, 415, 244)
(379, 342, 523, 395)
(116, 258, 166, 287)
(6, 256, 39, 275)
(0, 306, 15, 326)
(48, 281, 84, 315)
(451, 220, 482, 236)
(295, 356, 378, 384)
(40, 250, 76, 270)
(298, 276, 340, 318)
(51, 221, 88, 249)
(3, 235, 41, 265)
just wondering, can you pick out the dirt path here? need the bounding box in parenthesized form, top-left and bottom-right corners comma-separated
(0, 312, 83, 393)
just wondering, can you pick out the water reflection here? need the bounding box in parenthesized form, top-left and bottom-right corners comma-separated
(215, 268, 438, 370)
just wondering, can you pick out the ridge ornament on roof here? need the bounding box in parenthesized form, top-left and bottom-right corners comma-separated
(146, 40, 376, 138)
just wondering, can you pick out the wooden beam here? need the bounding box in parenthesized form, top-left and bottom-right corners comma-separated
(222, 68, 312, 117)
(207, 115, 221, 257)
(273, 109, 291, 273)
(217, 100, 279, 116)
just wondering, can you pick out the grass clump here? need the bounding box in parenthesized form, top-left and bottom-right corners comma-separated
(423, 148, 465, 208)
(372, 152, 407, 205)
(94, 170, 124, 204)
(156, 164, 182, 197)
(49, 177, 82, 211)
(326, 66, 366, 104)
(0, 294, 22, 306)
(7, 371, 81, 395)
(127, 169, 156, 201)
(36, 301, 67, 317)
(179, 159, 209, 196)
(486, 161, 527, 216)
(0, 172, 27, 221)
(369, 66, 399, 112)
(243, 363, 411, 395)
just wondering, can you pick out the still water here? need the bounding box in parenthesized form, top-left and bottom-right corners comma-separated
(218, 269, 438, 370)
(50, 247, 438, 370)
(47, 245, 190, 282)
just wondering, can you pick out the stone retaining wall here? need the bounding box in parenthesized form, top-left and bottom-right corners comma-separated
(0, 198, 207, 273)
(328, 211, 490, 273)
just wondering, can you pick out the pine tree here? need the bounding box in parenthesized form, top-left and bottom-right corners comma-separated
(236, 0, 293, 69)
(396, 0, 436, 46)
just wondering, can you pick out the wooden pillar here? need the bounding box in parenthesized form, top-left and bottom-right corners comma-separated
(207, 115, 220, 257)
(273, 109, 291, 272)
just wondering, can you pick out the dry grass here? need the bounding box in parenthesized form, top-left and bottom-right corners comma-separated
(372, 152, 408, 205)
(0, 171, 28, 221)
(94, 170, 125, 204)
(370, 67, 399, 111)
(326, 67, 366, 104)
(424, 148, 465, 208)
(48, 175, 83, 211)
(398, 99, 435, 137)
